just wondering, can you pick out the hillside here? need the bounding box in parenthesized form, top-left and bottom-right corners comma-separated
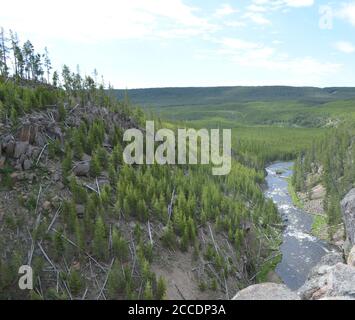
(0, 30, 285, 300)
(113, 87, 355, 129)
(114, 86, 355, 106)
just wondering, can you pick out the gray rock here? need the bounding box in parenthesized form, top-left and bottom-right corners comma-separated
(232, 283, 300, 300)
(326, 263, 355, 298)
(19, 153, 27, 165)
(308, 252, 344, 278)
(347, 246, 355, 267)
(23, 159, 32, 170)
(14, 141, 29, 159)
(299, 262, 355, 300)
(298, 252, 344, 299)
(42, 201, 51, 211)
(0, 156, 5, 169)
(73, 162, 90, 176)
(4, 141, 15, 157)
(34, 133, 46, 147)
(341, 189, 355, 246)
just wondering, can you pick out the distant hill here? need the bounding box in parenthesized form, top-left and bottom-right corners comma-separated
(113, 86, 355, 128)
(113, 86, 355, 108)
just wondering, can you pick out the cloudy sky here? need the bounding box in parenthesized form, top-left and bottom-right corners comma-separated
(1, 0, 355, 88)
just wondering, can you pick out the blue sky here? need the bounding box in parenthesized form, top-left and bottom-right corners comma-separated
(1, 0, 355, 88)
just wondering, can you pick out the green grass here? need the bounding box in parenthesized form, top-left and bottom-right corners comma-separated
(0, 166, 14, 191)
(311, 215, 328, 240)
(256, 253, 283, 283)
(286, 177, 304, 209)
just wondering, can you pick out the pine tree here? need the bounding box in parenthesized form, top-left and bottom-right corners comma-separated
(161, 223, 177, 249)
(90, 153, 102, 177)
(43, 47, 52, 84)
(58, 102, 66, 122)
(143, 281, 153, 300)
(156, 276, 167, 300)
(107, 261, 126, 299)
(93, 217, 107, 260)
(68, 270, 83, 296)
(112, 229, 128, 261)
(97, 147, 108, 169)
(53, 229, 64, 261)
(52, 71, 59, 87)
(0, 27, 9, 77)
(62, 144, 72, 183)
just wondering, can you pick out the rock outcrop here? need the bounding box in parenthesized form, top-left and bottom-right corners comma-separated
(298, 252, 355, 300)
(341, 188, 355, 248)
(232, 283, 300, 300)
(348, 246, 355, 267)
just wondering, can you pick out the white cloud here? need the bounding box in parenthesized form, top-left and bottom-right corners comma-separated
(244, 12, 272, 25)
(247, 4, 267, 12)
(252, 0, 314, 10)
(244, 0, 313, 26)
(272, 40, 283, 45)
(224, 21, 247, 28)
(338, 2, 355, 26)
(217, 37, 341, 80)
(285, 0, 314, 7)
(334, 41, 355, 54)
(220, 38, 261, 50)
(0, 0, 217, 42)
(215, 4, 239, 17)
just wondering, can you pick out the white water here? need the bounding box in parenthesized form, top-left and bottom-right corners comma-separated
(265, 162, 335, 290)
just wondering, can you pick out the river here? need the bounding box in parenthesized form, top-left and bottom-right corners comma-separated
(265, 162, 336, 290)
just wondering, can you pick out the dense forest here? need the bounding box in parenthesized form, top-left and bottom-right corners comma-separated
(0, 29, 282, 300)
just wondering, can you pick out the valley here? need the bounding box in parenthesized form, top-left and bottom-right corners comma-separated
(0, 30, 355, 301)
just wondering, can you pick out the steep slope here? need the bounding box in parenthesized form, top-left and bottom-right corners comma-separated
(0, 78, 282, 300)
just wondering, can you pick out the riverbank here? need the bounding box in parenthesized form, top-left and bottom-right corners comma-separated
(285, 176, 328, 239)
(286, 173, 345, 246)
(286, 177, 304, 209)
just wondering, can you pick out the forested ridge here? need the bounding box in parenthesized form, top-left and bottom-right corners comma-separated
(0, 29, 281, 300)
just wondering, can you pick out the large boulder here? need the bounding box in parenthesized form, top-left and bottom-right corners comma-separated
(232, 283, 300, 300)
(73, 162, 90, 176)
(13, 141, 29, 159)
(341, 189, 355, 247)
(299, 252, 355, 300)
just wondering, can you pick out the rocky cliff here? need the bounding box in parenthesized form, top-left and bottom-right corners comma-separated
(341, 188, 355, 252)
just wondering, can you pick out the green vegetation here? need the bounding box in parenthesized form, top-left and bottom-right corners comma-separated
(256, 254, 282, 283)
(311, 215, 328, 240)
(1, 28, 354, 300)
(286, 177, 304, 209)
(0, 29, 285, 300)
(115, 87, 355, 128)
(293, 125, 355, 238)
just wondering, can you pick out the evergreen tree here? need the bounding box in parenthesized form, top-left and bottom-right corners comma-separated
(112, 229, 129, 261)
(156, 276, 167, 300)
(143, 281, 153, 300)
(93, 217, 107, 260)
